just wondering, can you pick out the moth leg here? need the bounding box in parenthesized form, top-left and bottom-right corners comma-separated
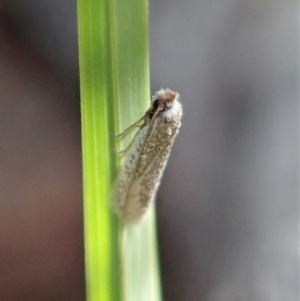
(114, 116, 145, 139)
(114, 142, 133, 155)
(115, 104, 163, 154)
(113, 148, 128, 157)
(114, 127, 142, 155)
(138, 103, 165, 141)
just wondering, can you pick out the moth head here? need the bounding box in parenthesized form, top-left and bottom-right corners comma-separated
(151, 88, 181, 116)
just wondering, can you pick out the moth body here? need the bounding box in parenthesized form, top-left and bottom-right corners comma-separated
(112, 88, 182, 223)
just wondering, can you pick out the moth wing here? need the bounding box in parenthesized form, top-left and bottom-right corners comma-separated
(122, 134, 177, 223)
(120, 177, 150, 223)
(110, 126, 149, 221)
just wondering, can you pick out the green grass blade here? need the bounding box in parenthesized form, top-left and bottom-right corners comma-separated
(77, 0, 162, 300)
(78, 1, 121, 300)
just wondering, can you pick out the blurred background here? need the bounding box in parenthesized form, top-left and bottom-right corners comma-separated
(0, 1, 298, 301)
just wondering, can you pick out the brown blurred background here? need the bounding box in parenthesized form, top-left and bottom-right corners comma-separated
(0, 1, 298, 301)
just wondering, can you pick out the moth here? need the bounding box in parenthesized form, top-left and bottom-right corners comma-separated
(112, 88, 182, 223)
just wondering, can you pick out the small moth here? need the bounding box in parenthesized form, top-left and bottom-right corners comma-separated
(112, 88, 182, 223)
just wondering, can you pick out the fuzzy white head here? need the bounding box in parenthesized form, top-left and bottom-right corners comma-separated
(151, 88, 182, 121)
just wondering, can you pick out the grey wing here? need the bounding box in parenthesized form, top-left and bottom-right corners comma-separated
(123, 128, 179, 223)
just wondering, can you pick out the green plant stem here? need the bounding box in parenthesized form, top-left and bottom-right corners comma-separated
(78, 0, 161, 300)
